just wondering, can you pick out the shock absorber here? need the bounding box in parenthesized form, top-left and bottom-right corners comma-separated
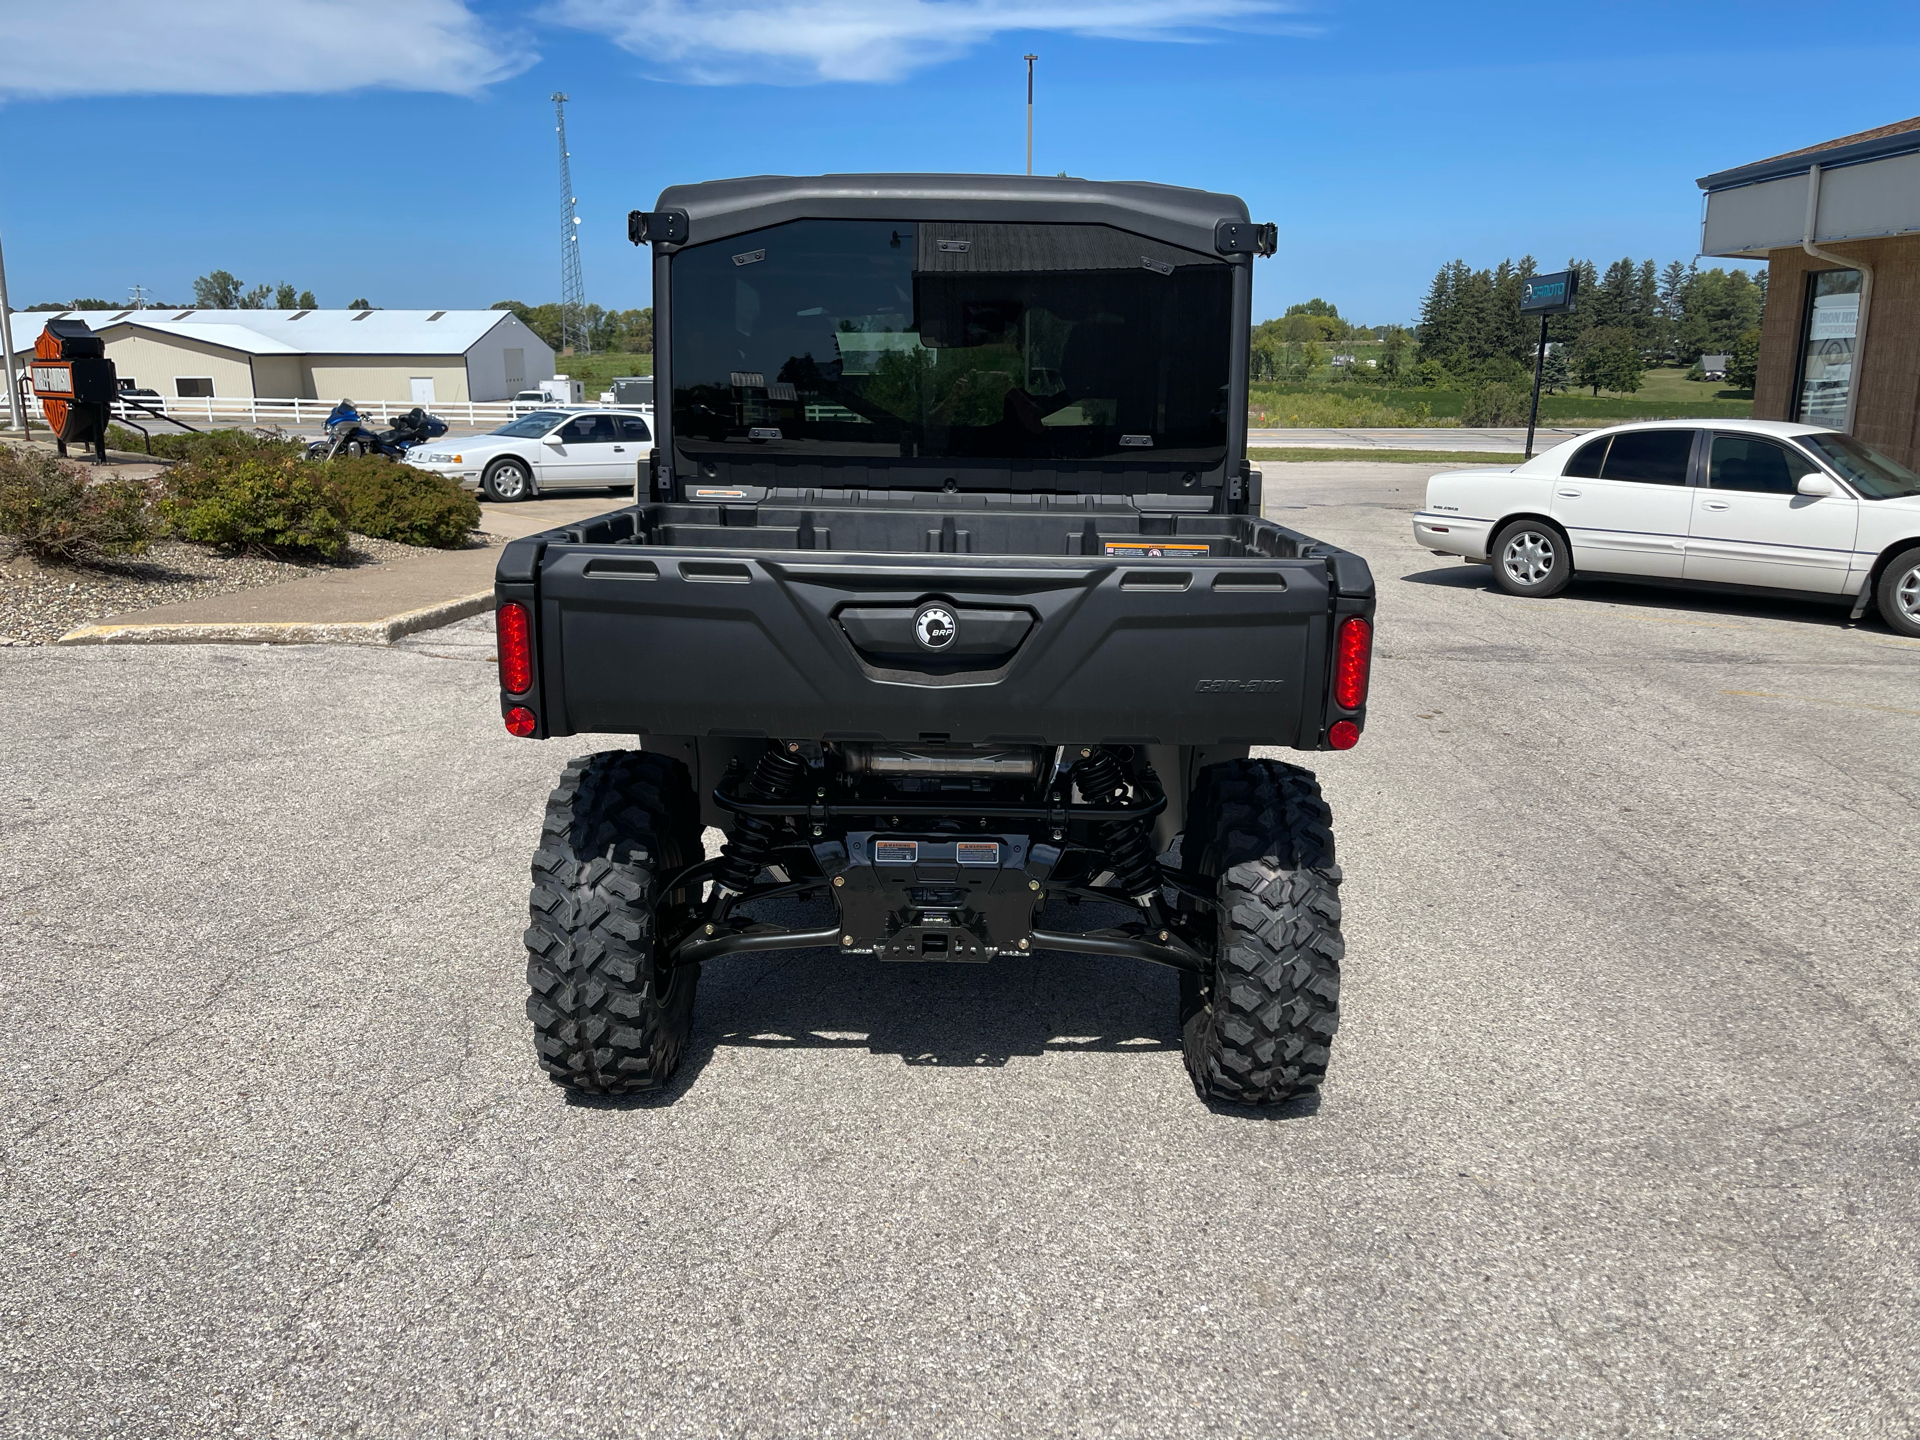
(713, 745, 806, 907)
(1073, 748, 1162, 907)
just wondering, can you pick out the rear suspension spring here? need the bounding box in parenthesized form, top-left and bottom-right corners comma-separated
(1074, 748, 1162, 904)
(713, 746, 806, 903)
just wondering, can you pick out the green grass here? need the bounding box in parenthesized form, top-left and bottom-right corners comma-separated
(552, 352, 652, 395)
(1252, 372, 1753, 428)
(1251, 448, 1521, 464)
(1628, 366, 1753, 405)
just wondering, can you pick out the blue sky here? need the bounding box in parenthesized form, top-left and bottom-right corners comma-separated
(2, 0, 1915, 326)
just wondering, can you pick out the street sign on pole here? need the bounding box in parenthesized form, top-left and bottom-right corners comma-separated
(1520, 269, 1578, 457)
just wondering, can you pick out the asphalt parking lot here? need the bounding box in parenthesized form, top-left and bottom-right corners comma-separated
(3, 464, 1916, 1438)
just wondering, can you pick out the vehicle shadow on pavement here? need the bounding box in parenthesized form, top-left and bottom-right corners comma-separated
(1400, 563, 1875, 632)
(565, 895, 1191, 1104)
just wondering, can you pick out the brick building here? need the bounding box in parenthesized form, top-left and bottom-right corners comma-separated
(1698, 117, 1920, 466)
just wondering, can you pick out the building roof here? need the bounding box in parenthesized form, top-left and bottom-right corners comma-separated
(1698, 116, 1920, 191)
(6, 308, 535, 358)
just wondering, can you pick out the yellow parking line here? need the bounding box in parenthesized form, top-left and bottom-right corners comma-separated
(1722, 690, 1920, 717)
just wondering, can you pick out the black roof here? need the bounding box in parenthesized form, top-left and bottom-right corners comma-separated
(651, 173, 1252, 256)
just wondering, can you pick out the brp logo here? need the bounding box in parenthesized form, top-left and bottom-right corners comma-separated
(914, 604, 958, 651)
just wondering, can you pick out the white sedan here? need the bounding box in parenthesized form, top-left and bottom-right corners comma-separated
(407, 409, 654, 502)
(1413, 419, 1920, 637)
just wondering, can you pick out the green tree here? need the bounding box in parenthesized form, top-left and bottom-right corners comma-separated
(192, 270, 244, 308)
(1540, 344, 1571, 395)
(347, 297, 374, 310)
(1379, 325, 1409, 382)
(1675, 268, 1764, 364)
(1573, 326, 1644, 396)
(1725, 327, 1762, 391)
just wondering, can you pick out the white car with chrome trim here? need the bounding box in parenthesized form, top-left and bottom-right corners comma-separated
(406, 408, 654, 502)
(1413, 419, 1920, 636)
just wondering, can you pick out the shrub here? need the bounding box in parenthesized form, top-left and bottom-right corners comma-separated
(0, 444, 158, 564)
(161, 456, 350, 560)
(1460, 381, 1534, 428)
(321, 455, 480, 548)
(105, 424, 300, 463)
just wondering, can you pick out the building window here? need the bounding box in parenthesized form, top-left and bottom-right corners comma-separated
(175, 377, 214, 398)
(1795, 269, 1860, 428)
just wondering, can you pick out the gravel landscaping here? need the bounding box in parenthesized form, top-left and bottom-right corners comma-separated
(0, 534, 464, 645)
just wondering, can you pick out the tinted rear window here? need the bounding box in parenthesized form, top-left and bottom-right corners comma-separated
(1600, 430, 1693, 484)
(1563, 437, 1609, 478)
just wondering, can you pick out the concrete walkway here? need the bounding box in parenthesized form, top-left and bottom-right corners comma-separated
(1248, 425, 1589, 451)
(57, 494, 622, 645)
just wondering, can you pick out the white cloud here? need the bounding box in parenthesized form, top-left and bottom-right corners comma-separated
(546, 0, 1293, 84)
(0, 0, 535, 100)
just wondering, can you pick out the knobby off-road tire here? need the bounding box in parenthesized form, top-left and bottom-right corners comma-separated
(525, 752, 703, 1095)
(1179, 759, 1343, 1106)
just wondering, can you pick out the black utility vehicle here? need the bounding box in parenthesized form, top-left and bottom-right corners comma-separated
(494, 175, 1375, 1106)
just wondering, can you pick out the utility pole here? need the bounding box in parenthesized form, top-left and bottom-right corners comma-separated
(1024, 54, 1037, 175)
(1524, 313, 1548, 460)
(553, 92, 589, 356)
(129, 282, 147, 310)
(0, 219, 20, 433)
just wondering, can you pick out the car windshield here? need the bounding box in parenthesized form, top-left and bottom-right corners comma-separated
(670, 218, 1232, 469)
(1800, 433, 1920, 500)
(491, 411, 567, 437)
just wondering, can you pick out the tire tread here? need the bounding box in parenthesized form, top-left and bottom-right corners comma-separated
(524, 751, 701, 1094)
(1180, 759, 1343, 1105)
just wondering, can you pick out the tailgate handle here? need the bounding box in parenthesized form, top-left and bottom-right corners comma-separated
(583, 557, 659, 579)
(1119, 571, 1192, 591)
(680, 561, 752, 583)
(1212, 572, 1287, 590)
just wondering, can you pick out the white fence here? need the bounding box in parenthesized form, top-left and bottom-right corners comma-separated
(16, 391, 533, 433)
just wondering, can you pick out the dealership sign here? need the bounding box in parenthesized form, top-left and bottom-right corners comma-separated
(1520, 270, 1580, 315)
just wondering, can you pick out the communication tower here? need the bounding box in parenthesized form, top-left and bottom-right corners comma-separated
(553, 92, 589, 355)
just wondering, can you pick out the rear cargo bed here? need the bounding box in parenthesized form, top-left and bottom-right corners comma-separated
(498, 497, 1374, 749)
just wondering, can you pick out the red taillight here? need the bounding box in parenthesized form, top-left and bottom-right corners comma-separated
(497, 602, 533, 695)
(1328, 719, 1359, 750)
(1333, 616, 1372, 710)
(504, 705, 537, 737)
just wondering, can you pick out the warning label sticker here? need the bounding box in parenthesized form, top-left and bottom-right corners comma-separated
(1104, 541, 1212, 558)
(874, 839, 919, 864)
(955, 841, 1001, 867)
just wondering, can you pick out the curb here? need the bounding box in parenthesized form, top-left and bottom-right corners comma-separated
(56, 590, 494, 648)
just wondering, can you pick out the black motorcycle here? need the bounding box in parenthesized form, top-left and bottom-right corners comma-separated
(306, 407, 447, 461)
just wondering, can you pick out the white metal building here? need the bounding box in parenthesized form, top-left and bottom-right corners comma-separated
(5, 308, 554, 404)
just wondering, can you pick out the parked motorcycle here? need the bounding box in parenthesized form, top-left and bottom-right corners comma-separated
(305, 407, 447, 462)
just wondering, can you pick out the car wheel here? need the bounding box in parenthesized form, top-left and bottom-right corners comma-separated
(1489, 518, 1573, 598)
(1874, 545, 1920, 638)
(482, 457, 531, 502)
